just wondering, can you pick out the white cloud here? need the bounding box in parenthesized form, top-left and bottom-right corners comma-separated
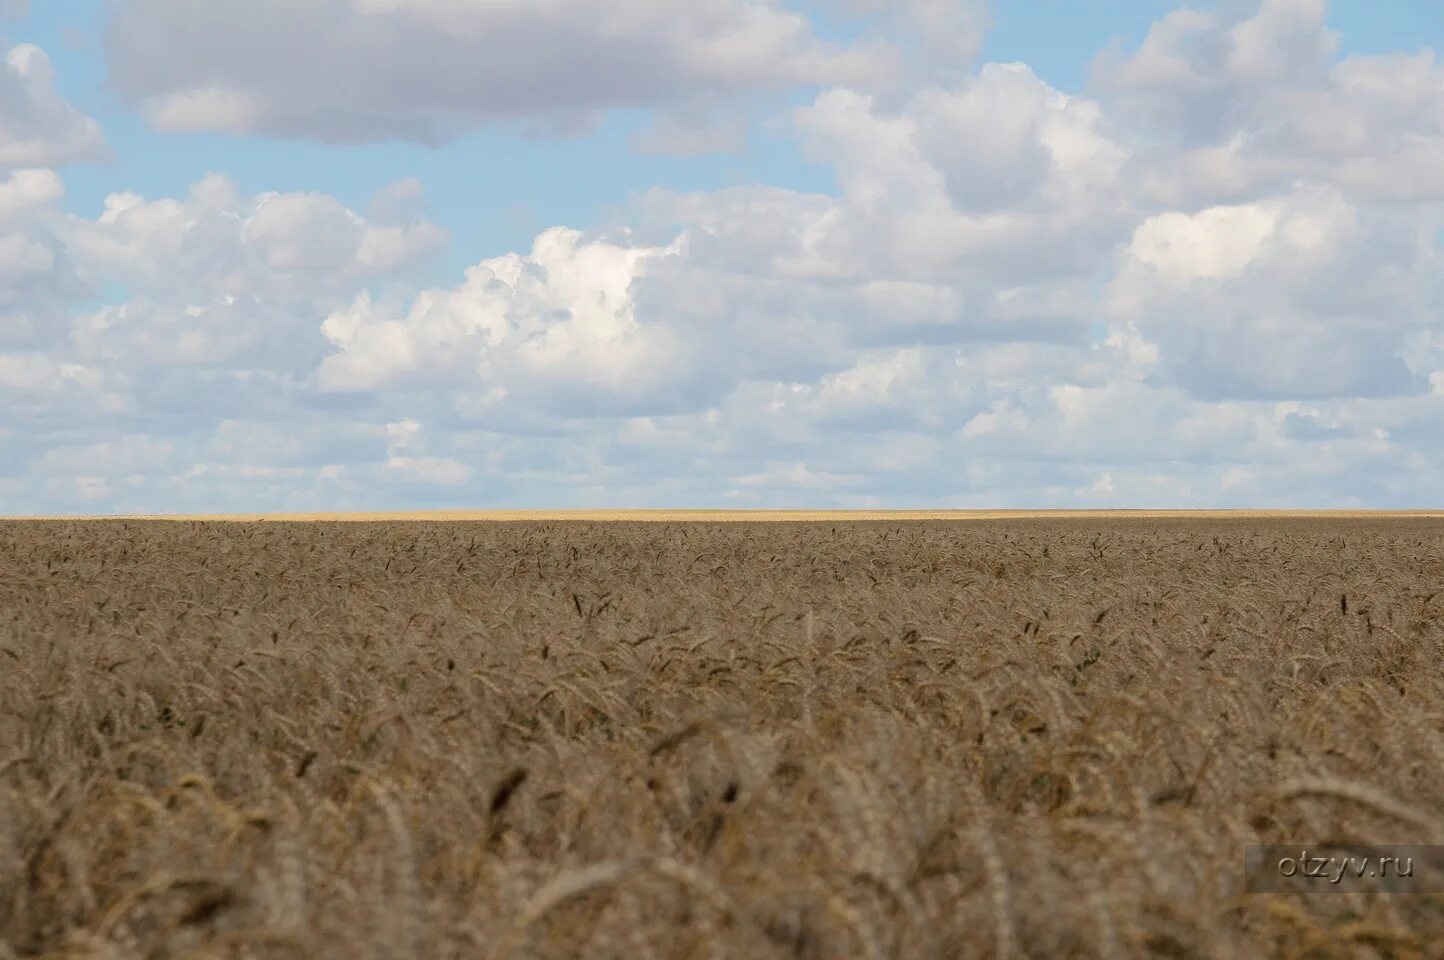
(381, 417, 472, 485)
(909, 63, 1126, 214)
(787, 70, 1131, 282)
(104, 0, 889, 143)
(318, 225, 693, 415)
(0, 167, 62, 219)
(0, 229, 52, 280)
(143, 86, 264, 134)
(1106, 183, 1433, 401)
(64, 174, 445, 301)
(960, 400, 1028, 440)
(0, 167, 83, 350)
(1093, 0, 1444, 202)
(1, 173, 449, 472)
(1, 43, 108, 167)
(0, 352, 100, 393)
(385, 454, 473, 485)
(1128, 203, 1279, 281)
(37, 434, 177, 477)
(728, 460, 862, 492)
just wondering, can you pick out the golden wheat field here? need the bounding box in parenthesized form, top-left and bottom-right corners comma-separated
(3, 516, 1444, 959)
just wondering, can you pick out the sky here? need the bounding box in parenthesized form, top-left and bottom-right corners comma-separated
(0, 0, 1442, 513)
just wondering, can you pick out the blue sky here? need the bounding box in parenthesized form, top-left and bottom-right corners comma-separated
(1, 0, 1443, 512)
(14, 0, 834, 282)
(13, 1, 1437, 277)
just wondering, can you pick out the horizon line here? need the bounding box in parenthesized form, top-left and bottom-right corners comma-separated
(6, 508, 1444, 522)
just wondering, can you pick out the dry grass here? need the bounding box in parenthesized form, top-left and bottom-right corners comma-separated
(2, 517, 1443, 958)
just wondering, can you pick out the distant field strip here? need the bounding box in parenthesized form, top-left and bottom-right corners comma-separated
(11, 508, 1444, 521)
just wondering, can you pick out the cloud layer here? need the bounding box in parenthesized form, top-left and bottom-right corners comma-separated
(5, 1, 1444, 512)
(104, 0, 888, 142)
(1, 43, 108, 166)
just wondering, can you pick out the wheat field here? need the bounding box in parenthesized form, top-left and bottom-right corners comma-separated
(2, 516, 1443, 958)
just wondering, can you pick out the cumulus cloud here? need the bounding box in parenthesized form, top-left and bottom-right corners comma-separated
(382, 417, 472, 485)
(104, 0, 888, 143)
(318, 226, 697, 416)
(1107, 184, 1437, 401)
(1126, 203, 1280, 281)
(0, 166, 62, 219)
(785, 69, 1132, 283)
(1093, 0, 1444, 202)
(1, 43, 108, 166)
(0, 171, 451, 510)
(27, 174, 448, 413)
(0, 166, 87, 349)
(64, 174, 446, 302)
